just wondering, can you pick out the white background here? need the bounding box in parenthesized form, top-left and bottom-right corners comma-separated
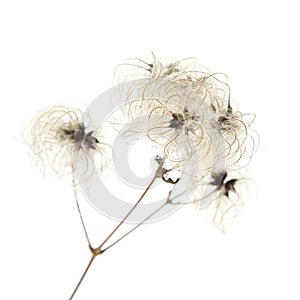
(1, 1, 300, 299)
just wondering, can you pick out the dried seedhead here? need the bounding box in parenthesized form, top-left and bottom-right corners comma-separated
(113, 55, 257, 231)
(188, 170, 248, 232)
(114, 52, 196, 84)
(26, 105, 111, 177)
(217, 112, 258, 168)
(112, 54, 258, 235)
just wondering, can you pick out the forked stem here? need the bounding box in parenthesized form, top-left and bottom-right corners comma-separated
(69, 157, 165, 299)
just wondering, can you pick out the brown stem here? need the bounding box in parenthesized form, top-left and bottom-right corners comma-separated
(69, 255, 96, 300)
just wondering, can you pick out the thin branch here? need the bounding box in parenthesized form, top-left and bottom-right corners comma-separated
(102, 202, 168, 253)
(94, 175, 157, 254)
(71, 168, 92, 248)
(102, 190, 183, 253)
(92, 156, 166, 254)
